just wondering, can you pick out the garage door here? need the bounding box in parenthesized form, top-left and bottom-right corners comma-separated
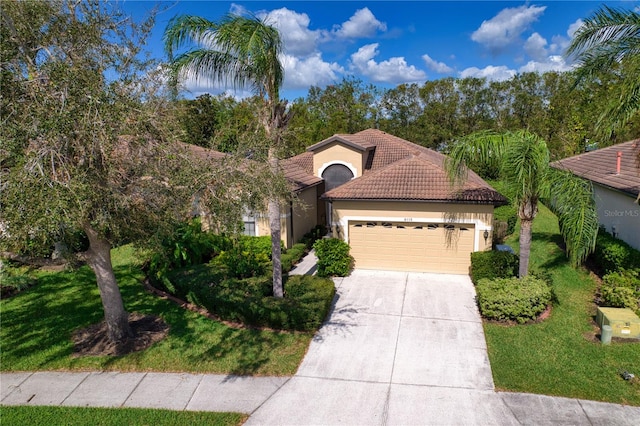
(348, 221, 475, 274)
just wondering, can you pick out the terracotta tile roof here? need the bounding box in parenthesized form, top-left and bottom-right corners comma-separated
(286, 129, 505, 204)
(322, 153, 506, 204)
(550, 139, 640, 197)
(281, 153, 322, 192)
(180, 143, 228, 161)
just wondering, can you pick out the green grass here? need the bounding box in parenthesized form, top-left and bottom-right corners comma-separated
(0, 406, 246, 426)
(485, 204, 640, 405)
(0, 245, 312, 375)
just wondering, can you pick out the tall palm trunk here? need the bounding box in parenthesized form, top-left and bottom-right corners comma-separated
(518, 218, 533, 278)
(83, 223, 132, 342)
(517, 198, 538, 277)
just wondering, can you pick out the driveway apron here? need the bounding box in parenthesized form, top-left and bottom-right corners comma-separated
(246, 270, 509, 425)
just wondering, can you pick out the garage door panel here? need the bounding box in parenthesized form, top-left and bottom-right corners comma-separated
(348, 221, 475, 274)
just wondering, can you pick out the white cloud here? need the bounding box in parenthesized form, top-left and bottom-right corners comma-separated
(518, 55, 572, 73)
(262, 8, 323, 56)
(459, 65, 516, 81)
(524, 32, 548, 61)
(471, 5, 547, 52)
(350, 43, 426, 84)
(422, 54, 454, 74)
(281, 53, 344, 89)
(334, 7, 387, 39)
(567, 19, 583, 38)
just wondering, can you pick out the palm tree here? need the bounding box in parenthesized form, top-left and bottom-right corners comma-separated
(446, 130, 599, 277)
(164, 13, 290, 297)
(566, 5, 640, 134)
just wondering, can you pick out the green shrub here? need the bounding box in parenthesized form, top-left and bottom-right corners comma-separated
(282, 243, 308, 273)
(600, 269, 640, 314)
(238, 235, 272, 259)
(0, 264, 37, 296)
(212, 244, 270, 279)
(148, 220, 231, 291)
(166, 269, 334, 331)
(592, 228, 640, 274)
(300, 225, 327, 249)
(494, 205, 517, 236)
(470, 250, 519, 285)
(313, 238, 353, 277)
(476, 276, 553, 324)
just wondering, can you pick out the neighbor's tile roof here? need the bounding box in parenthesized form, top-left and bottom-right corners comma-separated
(288, 129, 506, 204)
(550, 139, 640, 197)
(281, 153, 322, 192)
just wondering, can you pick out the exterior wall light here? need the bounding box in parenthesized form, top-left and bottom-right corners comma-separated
(483, 229, 489, 243)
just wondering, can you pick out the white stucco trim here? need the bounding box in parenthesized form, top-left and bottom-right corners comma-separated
(334, 215, 492, 252)
(318, 161, 357, 180)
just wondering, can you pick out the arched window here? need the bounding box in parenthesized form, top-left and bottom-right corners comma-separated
(322, 164, 354, 191)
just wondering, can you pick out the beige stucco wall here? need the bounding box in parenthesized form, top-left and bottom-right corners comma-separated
(253, 186, 321, 248)
(290, 186, 319, 245)
(593, 184, 640, 250)
(312, 142, 365, 178)
(330, 200, 494, 252)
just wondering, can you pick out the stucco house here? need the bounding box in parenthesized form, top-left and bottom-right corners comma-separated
(550, 139, 640, 251)
(261, 129, 507, 274)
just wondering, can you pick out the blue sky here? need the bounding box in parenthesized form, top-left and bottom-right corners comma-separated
(123, 0, 639, 100)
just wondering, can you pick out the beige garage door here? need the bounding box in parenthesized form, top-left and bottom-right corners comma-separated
(348, 221, 475, 274)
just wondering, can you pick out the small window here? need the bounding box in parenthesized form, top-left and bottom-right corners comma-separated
(413, 226, 423, 230)
(427, 224, 439, 230)
(382, 222, 392, 228)
(354, 224, 363, 228)
(366, 222, 377, 227)
(243, 221, 256, 236)
(460, 227, 469, 231)
(444, 224, 455, 230)
(396, 225, 405, 229)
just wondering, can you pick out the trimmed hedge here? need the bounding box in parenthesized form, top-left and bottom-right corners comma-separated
(470, 250, 519, 284)
(600, 269, 640, 315)
(592, 228, 640, 274)
(476, 275, 553, 324)
(165, 266, 335, 331)
(282, 243, 308, 273)
(313, 238, 353, 277)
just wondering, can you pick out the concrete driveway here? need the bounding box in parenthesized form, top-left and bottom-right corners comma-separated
(246, 270, 512, 425)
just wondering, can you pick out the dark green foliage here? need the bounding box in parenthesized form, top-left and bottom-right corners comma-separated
(0, 264, 37, 297)
(300, 224, 328, 249)
(493, 205, 517, 236)
(212, 245, 270, 279)
(281, 243, 308, 273)
(165, 266, 335, 331)
(476, 276, 554, 324)
(313, 238, 353, 277)
(591, 228, 640, 274)
(470, 250, 519, 285)
(600, 269, 640, 315)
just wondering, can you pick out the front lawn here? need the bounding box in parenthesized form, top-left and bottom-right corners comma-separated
(485, 204, 640, 405)
(1, 406, 246, 426)
(0, 245, 312, 375)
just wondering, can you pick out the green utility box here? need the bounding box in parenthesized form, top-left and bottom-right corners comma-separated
(596, 307, 640, 339)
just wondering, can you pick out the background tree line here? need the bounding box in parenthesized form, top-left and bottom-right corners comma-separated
(178, 71, 640, 161)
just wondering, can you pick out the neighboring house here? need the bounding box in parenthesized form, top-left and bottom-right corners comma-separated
(279, 129, 506, 274)
(550, 139, 640, 251)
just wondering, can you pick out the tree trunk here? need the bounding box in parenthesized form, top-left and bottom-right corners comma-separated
(268, 148, 284, 298)
(518, 198, 538, 278)
(83, 223, 132, 342)
(518, 218, 532, 278)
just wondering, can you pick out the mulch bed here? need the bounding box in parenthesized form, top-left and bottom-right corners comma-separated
(72, 312, 169, 357)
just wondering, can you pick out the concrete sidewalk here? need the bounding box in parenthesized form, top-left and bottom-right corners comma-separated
(2, 269, 640, 424)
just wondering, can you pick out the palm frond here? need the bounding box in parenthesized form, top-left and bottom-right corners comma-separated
(444, 130, 507, 187)
(566, 5, 640, 60)
(547, 169, 599, 266)
(163, 15, 219, 59)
